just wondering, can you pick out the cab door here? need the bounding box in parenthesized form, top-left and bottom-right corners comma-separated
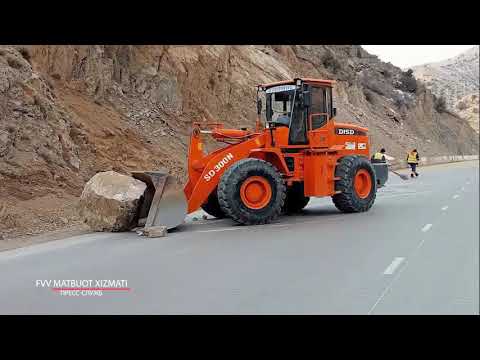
(307, 86, 331, 148)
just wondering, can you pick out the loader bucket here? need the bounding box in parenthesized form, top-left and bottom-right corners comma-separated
(131, 171, 187, 230)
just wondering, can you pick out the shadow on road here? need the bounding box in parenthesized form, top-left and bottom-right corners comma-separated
(296, 207, 341, 217)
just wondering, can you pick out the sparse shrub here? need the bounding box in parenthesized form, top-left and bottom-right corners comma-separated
(456, 101, 467, 111)
(44, 77, 55, 91)
(321, 52, 341, 73)
(356, 47, 362, 58)
(17, 47, 31, 63)
(403, 76, 417, 92)
(208, 77, 215, 89)
(343, 72, 356, 85)
(6, 55, 23, 70)
(393, 94, 405, 109)
(399, 69, 417, 93)
(7, 125, 16, 133)
(0, 204, 17, 228)
(382, 69, 391, 78)
(434, 96, 447, 113)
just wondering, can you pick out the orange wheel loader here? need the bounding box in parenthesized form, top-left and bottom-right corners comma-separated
(132, 78, 388, 229)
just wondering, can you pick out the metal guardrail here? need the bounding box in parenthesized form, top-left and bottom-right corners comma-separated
(388, 155, 479, 170)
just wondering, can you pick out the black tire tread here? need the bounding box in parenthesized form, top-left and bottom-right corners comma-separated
(218, 158, 286, 225)
(332, 155, 377, 213)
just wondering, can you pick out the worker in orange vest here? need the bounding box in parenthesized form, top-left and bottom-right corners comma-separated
(406, 149, 420, 178)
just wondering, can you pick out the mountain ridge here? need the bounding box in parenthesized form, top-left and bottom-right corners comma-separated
(412, 46, 479, 132)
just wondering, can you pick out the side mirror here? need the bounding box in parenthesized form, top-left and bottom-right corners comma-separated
(333, 107, 337, 117)
(257, 99, 262, 115)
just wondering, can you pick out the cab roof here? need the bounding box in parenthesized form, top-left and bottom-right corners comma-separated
(258, 78, 335, 89)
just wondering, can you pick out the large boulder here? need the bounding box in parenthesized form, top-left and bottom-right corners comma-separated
(78, 171, 147, 231)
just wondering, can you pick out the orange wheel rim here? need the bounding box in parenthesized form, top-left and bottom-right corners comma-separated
(240, 176, 272, 209)
(354, 169, 372, 199)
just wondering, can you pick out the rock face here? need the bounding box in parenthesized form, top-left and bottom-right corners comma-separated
(455, 94, 479, 133)
(412, 46, 479, 132)
(22, 45, 478, 162)
(78, 171, 146, 231)
(412, 47, 479, 109)
(1, 44, 478, 238)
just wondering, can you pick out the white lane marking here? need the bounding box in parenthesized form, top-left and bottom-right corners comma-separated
(421, 223, 433, 232)
(414, 237, 428, 251)
(441, 206, 449, 211)
(369, 221, 435, 314)
(368, 258, 410, 315)
(383, 257, 405, 275)
(378, 191, 432, 199)
(453, 194, 460, 199)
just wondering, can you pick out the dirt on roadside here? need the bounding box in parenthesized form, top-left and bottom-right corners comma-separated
(0, 223, 91, 252)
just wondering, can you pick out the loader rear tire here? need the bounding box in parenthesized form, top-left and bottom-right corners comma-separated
(332, 155, 377, 213)
(283, 182, 310, 213)
(201, 188, 226, 219)
(218, 158, 286, 225)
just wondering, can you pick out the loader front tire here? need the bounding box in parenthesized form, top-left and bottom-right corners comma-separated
(218, 158, 286, 225)
(201, 188, 226, 219)
(332, 155, 377, 213)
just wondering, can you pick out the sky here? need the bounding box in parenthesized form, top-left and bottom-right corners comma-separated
(361, 45, 477, 69)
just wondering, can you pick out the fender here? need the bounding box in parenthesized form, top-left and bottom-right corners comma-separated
(185, 134, 266, 213)
(249, 148, 291, 175)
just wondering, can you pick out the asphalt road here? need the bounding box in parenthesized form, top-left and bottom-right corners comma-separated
(0, 161, 478, 314)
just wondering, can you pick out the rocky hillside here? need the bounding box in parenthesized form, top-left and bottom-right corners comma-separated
(1, 45, 478, 239)
(412, 46, 479, 132)
(455, 93, 479, 133)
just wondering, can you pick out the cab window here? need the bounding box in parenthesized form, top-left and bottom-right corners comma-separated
(310, 86, 332, 129)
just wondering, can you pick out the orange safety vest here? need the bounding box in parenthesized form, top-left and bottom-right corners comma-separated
(407, 152, 418, 164)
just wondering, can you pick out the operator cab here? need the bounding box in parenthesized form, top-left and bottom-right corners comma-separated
(257, 78, 336, 145)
